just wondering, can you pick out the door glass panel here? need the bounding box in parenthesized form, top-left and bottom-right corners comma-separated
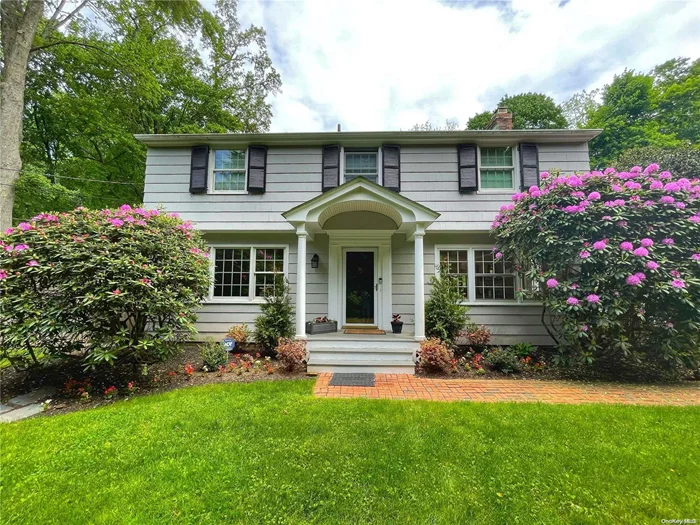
(346, 251, 374, 324)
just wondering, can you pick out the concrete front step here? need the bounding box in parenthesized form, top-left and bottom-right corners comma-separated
(307, 361, 416, 374)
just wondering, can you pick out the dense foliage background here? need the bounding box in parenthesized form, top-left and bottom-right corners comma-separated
(492, 165, 700, 375)
(0, 205, 211, 369)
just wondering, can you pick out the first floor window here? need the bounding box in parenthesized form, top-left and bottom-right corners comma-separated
(479, 146, 514, 189)
(437, 247, 519, 302)
(212, 247, 285, 299)
(213, 149, 246, 191)
(345, 151, 378, 183)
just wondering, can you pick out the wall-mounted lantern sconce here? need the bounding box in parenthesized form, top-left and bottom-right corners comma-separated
(311, 254, 319, 269)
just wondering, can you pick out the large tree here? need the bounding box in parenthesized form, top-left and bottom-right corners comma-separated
(2, 0, 281, 226)
(465, 93, 567, 130)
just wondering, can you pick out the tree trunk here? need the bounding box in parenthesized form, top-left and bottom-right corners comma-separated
(0, 0, 45, 229)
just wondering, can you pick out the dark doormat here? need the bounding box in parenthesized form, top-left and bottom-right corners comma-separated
(329, 373, 375, 387)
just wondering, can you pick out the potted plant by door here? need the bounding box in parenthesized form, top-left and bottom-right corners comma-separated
(305, 316, 338, 335)
(391, 314, 404, 334)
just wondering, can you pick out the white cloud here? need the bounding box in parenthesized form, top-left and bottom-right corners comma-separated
(237, 0, 700, 132)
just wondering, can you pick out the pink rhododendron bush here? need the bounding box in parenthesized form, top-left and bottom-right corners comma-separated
(0, 206, 210, 369)
(492, 165, 700, 375)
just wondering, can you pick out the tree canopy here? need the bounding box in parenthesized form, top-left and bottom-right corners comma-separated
(465, 93, 568, 130)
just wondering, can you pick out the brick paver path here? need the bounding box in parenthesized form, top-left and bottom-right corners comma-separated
(313, 373, 700, 406)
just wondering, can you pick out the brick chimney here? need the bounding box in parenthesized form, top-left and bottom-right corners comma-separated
(487, 106, 513, 130)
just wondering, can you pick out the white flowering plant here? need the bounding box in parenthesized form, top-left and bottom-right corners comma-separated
(492, 164, 700, 373)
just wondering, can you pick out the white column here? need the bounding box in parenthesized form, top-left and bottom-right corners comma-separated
(295, 230, 308, 339)
(413, 228, 425, 341)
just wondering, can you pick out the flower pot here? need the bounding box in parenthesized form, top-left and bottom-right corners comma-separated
(305, 320, 338, 335)
(391, 322, 403, 334)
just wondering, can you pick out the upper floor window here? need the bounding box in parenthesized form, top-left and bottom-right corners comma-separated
(479, 146, 514, 190)
(212, 149, 246, 192)
(345, 151, 378, 184)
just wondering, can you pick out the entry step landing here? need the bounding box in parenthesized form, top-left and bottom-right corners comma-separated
(306, 335, 418, 374)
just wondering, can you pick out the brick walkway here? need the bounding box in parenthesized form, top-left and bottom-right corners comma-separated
(313, 373, 700, 406)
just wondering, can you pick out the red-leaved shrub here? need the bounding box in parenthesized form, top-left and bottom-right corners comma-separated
(417, 338, 453, 373)
(275, 338, 307, 372)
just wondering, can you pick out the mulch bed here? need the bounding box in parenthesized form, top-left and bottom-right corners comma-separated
(0, 345, 307, 418)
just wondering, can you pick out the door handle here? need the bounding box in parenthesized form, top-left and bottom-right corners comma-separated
(375, 283, 378, 291)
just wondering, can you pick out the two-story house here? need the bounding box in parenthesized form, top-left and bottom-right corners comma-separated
(137, 110, 600, 373)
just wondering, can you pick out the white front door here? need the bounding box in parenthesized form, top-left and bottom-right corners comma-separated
(342, 248, 378, 326)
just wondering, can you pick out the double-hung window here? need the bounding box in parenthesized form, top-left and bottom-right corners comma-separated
(211, 246, 286, 301)
(436, 246, 520, 303)
(479, 146, 515, 190)
(212, 149, 246, 192)
(344, 151, 378, 184)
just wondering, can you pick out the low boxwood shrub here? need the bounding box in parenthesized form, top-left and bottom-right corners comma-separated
(254, 274, 294, 352)
(483, 347, 522, 374)
(200, 339, 228, 371)
(417, 338, 453, 373)
(275, 337, 307, 371)
(0, 206, 210, 369)
(425, 265, 470, 347)
(492, 164, 700, 374)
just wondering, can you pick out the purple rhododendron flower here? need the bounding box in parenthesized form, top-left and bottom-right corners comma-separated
(676, 202, 686, 209)
(633, 247, 649, 257)
(593, 240, 607, 250)
(602, 215, 612, 221)
(646, 261, 660, 270)
(17, 222, 32, 231)
(690, 215, 700, 224)
(567, 297, 579, 305)
(630, 166, 642, 173)
(643, 163, 660, 174)
(26, 260, 39, 267)
(662, 238, 675, 245)
(691, 254, 700, 261)
(671, 279, 686, 289)
(659, 196, 675, 204)
(626, 275, 642, 286)
(587, 191, 601, 200)
(540, 171, 550, 179)
(635, 272, 646, 281)
(579, 250, 590, 259)
(640, 238, 654, 247)
(658, 171, 672, 179)
(670, 270, 681, 278)
(586, 294, 600, 304)
(3, 228, 13, 235)
(649, 180, 663, 190)
(110, 219, 124, 227)
(620, 242, 634, 251)
(119, 204, 133, 212)
(603, 167, 615, 175)
(0, 270, 7, 280)
(495, 252, 503, 260)
(624, 181, 642, 190)
(13, 244, 29, 252)
(546, 278, 558, 289)
(611, 184, 623, 192)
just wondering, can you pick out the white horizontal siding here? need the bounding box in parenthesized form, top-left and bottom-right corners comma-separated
(143, 142, 591, 233)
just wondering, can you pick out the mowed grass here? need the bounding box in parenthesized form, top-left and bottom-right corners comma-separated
(1, 380, 698, 524)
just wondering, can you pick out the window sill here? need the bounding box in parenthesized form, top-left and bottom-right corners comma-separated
(463, 300, 542, 306)
(476, 190, 517, 195)
(207, 190, 249, 195)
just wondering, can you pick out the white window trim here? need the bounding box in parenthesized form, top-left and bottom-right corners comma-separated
(208, 148, 249, 195)
(207, 244, 289, 304)
(434, 244, 534, 306)
(476, 145, 519, 194)
(341, 146, 382, 185)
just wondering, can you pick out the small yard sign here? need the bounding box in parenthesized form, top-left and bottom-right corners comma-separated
(222, 338, 235, 352)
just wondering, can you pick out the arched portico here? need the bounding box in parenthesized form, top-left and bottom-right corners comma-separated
(282, 178, 439, 341)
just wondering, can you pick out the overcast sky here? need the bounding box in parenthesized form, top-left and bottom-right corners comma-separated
(234, 0, 700, 132)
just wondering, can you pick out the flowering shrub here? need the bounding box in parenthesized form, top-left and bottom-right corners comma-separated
(417, 338, 453, 373)
(461, 324, 492, 351)
(103, 386, 118, 399)
(226, 324, 251, 345)
(492, 165, 700, 372)
(183, 363, 195, 377)
(0, 205, 210, 369)
(275, 338, 307, 371)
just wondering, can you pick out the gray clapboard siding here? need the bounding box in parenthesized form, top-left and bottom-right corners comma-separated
(143, 142, 591, 232)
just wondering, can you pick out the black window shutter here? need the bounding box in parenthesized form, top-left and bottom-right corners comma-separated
(247, 146, 267, 194)
(322, 145, 340, 192)
(190, 145, 209, 194)
(457, 144, 478, 193)
(382, 144, 401, 192)
(520, 143, 540, 189)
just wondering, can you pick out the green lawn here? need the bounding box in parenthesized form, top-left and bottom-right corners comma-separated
(1, 380, 698, 524)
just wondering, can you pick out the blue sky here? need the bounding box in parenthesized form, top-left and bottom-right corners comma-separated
(234, 0, 700, 132)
